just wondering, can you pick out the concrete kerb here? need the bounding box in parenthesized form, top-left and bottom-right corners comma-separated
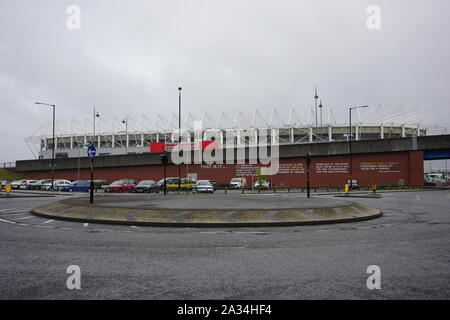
(31, 196, 383, 228)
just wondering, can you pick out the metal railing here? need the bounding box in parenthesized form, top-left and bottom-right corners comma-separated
(0, 162, 16, 169)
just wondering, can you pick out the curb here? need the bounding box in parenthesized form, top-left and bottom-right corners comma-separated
(31, 200, 383, 228)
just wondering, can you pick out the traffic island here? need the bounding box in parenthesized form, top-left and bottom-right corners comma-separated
(31, 194, 382, 227)
(335, 193, 382, 199)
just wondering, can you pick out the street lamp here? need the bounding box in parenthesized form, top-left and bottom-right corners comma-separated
(93, 107, 100, 147)
(314, 87, 319, 128)
(35, 102, 55, 190)
(178, 87, 182, 193)
(319, 100, 323, 139)
(122, 117, 128, 154)
(348, 105, 368, 190)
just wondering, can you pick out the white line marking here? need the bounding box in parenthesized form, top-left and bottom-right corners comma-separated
(83, 223, 89, 227)
(130, 225, 138, 229)
(0, 218, 16, 224)
(0, 209, 11, 212)
(15, 216, 34, 220)
(41, 219, 54, 224)
(4, 211, 29, 216)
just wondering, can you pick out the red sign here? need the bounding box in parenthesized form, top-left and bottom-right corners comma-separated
(150, 141, 218, 153)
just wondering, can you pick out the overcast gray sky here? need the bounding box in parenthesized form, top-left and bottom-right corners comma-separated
(0, 0, 449, 163)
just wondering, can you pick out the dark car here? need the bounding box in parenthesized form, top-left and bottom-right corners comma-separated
(208, 180, 217, 191)
(105, 179, 137, 193)
(132, 180, 159, 193)
(156, 177, 181, 190)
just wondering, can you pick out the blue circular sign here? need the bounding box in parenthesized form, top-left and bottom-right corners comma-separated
(87, 145, 96, 159)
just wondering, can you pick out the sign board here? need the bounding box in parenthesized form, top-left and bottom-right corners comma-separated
(87, 145, 96, 159)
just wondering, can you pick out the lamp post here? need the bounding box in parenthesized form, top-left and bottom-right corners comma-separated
(93, 107, 100, 147)
(35, 102, 55, 190)
(319, 100, 323, 139)
(314, 87, 319, 128)
(348, 105, 368, 190)
(122, 117, 128, 154)
(178, 87, 182, 193)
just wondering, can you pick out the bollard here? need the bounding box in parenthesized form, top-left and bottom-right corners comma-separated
(371, 184, 377, 194)
(344, 184, 349, 194)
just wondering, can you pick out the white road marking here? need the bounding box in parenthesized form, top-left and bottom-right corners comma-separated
(4, 211, 29, 216)
(130, 225, 138, 229)
(83, 223, 89, 227)
(416, 195, 421, 201)
(15, 216, 34, 220)
(41, 219, 54, 224)
(0, 209, 11, 212)
(0, 218, 16, 224)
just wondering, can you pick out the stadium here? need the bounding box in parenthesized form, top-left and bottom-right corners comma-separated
(25, 104, 446, 160)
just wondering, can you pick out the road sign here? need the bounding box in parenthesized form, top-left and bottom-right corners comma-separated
(87, 145, 96, 159)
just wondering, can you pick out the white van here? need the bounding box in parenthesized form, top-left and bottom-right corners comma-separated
(230, 177, 247, 188)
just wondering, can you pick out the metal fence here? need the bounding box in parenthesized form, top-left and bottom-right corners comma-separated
(0, 162, 16, 169)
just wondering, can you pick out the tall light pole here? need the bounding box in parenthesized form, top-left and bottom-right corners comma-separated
(349, 105, 368, 190)
(178, 87, 182, 193)
(122, 117, 128, 154)
(319, 100, 323, 139)
(93, 107, 100, 147)
(35, 102, 55, 190)
(314, 87, 319, 128)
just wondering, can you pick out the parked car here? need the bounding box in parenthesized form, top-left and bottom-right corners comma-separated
(27, 179, 52, 190)
(11, 180, 27, 189)
(20, 180, 38, 189)
(347, 179, 359, 190)
(41, 179, 72, 191)
(132, 180, 159, 193)
(156, 177, 181, 190)
(105, 179, 137, 193)
(192, 180, 215, 193)
(253, 180, 272, 189)
(0, 180, 10, 189)
(166, 179, 195, 191)
(209, 180, 217, 191)
(230, 177, 247, 188)
(63, 180, 91, 192)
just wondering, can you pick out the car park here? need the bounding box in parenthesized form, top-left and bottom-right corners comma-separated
(192, 180, 215, 193)
(230, 177, 247, 188)
(132, 180, 159, 193)
(105, 179, 137, 193)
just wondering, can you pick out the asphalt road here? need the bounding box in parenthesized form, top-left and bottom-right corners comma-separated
(0, 190, 449, 299)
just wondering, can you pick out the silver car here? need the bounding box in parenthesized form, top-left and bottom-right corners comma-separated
(192, 180, 215, 193)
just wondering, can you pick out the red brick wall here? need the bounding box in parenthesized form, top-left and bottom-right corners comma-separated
(24, 151, 424, 187)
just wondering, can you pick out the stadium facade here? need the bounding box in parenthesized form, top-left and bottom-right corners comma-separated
(26, 105, 446, 160)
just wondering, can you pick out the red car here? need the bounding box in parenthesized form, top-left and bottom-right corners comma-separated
(105, 179, 137, 193)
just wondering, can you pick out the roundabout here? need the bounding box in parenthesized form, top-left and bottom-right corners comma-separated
(31, 193, 382, 227)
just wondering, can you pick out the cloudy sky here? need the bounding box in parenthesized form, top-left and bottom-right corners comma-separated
(0, 0, 449, 163)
